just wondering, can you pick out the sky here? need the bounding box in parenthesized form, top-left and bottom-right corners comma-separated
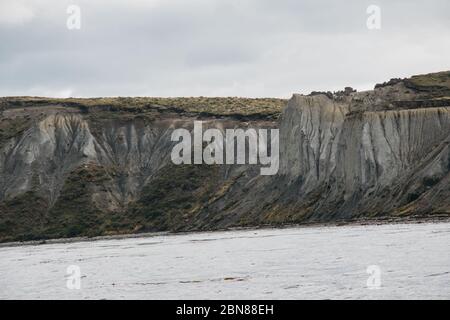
(0, 0, 449, 98)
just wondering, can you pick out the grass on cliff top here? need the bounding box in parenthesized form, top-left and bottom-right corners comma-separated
(2, 96, 286, 118)
(407, 71, 450, 90)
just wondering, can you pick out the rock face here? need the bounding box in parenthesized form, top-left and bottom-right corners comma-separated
(1, 72, 450, 242)
(277, 94, 450, 220)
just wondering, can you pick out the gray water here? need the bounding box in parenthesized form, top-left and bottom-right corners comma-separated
(0, 222, 449, 299)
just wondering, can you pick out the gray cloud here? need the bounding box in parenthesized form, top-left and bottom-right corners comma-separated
(0, 0, 449, 98)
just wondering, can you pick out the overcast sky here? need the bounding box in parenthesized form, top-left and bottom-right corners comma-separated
(0, 0, 449, 98)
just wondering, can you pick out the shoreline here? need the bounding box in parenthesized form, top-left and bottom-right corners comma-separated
(1, 215, 449, 248)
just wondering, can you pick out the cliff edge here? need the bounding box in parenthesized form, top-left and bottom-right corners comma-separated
(0, 71, 449, 242)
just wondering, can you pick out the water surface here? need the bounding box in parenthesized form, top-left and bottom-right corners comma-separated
(0, 222, 449, 299)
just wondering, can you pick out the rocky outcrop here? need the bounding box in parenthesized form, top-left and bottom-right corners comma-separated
(0, 71, 449, 242)
(274, 94, 450, 220)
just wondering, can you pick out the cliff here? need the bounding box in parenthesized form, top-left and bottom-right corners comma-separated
(0, 71, 449, 242)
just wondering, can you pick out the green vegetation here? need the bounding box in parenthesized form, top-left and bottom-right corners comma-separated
(375, 71, 450, 98)
(128, 164, 221, 232)
(3, 96, 286, 119)
(0, 191, 48, 242)
(0, 163, 224, 242)
(407, 71, 450, 89)
(44, 163, 114, 239)
(404, 71, 450, 96)
(0, 163, 129, 242)
(1, 96, 286, 145)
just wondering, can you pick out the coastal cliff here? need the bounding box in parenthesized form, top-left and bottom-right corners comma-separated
(1, 71, 449, 242)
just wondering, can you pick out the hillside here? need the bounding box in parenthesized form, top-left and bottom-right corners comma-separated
(0, 71, 449, 242)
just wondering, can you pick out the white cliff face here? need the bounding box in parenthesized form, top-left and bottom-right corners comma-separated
(273, 91, 450, 220)
(281, 94, 450, 186)
(337, 108, 450, 193)
(279, 94, 349, 190)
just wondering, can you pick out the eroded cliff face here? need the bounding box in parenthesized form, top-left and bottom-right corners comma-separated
(0, 72, 449, 242)
(275, 93, 450, 222)
(0, 104, 277, 241)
